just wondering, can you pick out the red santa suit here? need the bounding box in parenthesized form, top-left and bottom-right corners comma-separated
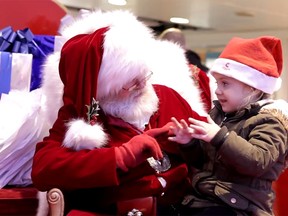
(32, 10, 207, 215)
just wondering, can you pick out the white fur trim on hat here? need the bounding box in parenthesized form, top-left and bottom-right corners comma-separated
(41, 52, 64, 126)
(210, 58, 282, 94)
(97, 11, 154, 99)
(63, 119, 108, 151)
(60, 10, 155, 101)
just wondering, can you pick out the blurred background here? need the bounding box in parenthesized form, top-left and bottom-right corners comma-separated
(58, 0, 288, 100)
(1, 0, 288, 99)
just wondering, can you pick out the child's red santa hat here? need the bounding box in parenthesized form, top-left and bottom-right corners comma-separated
(58, 11, 155, 150)
(210, 36, 283, 94)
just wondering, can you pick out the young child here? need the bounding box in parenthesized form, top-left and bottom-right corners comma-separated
(169, 36, 288, 216)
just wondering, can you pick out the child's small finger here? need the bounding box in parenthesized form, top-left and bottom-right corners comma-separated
(171, 117, 182, 128)
(180, 119, 189, 129)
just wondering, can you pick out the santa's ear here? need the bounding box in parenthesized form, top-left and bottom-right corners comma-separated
(63, 119, 108, 151)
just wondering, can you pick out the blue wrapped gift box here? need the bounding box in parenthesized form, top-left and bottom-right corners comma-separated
(0, 26, 56, 91)
(0, 52, 12, 96)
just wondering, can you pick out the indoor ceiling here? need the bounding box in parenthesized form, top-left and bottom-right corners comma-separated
(58, 0, 288, 34)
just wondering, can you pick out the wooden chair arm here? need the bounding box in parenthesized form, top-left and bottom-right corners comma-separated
(47, 188, 64, 216)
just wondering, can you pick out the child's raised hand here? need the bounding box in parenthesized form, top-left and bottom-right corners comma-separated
(188, 115, 220, 143)
(168, 117, 194, 144)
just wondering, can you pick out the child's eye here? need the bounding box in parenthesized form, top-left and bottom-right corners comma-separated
(216, 81, 227, 86)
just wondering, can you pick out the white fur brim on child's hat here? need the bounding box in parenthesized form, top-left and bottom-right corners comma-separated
(209, 36, 283, 94)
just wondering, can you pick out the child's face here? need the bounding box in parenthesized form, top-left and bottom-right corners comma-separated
(213, 73, 253, 113)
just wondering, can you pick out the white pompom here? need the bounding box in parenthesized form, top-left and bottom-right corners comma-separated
(63, 119, 108, 151)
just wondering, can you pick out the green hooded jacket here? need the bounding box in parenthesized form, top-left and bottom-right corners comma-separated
(180, 99, 288, 216)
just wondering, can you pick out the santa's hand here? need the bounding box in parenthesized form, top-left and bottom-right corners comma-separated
(168, 117, 194, 144)
(115, 134, 163, 172)
(145, 122, 175, 137)
(188, 115, 220, 142)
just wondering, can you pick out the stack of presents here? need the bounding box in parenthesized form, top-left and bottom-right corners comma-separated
(0, 1, 287, 216)
(0, 0, 68, 215)
(0, 25, 57, 188)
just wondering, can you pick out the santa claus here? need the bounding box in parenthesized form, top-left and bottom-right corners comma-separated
(32, 10, 208, 215)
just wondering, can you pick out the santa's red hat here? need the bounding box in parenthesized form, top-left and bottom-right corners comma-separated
(58, 11, 155, 150)
(210, 36, 283, 94)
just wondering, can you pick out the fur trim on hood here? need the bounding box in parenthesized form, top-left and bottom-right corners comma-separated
(260, 99, 288, 131)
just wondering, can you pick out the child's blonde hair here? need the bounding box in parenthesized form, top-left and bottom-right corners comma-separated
(239, 89, 270, 110)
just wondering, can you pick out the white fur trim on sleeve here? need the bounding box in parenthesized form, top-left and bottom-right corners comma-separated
(63, 119, 108, 151)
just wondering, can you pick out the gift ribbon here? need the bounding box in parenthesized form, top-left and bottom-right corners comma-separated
(0, 26, 46, 57)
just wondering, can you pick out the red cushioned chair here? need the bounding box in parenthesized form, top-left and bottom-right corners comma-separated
(272, 169, 288, 216)
(47, 188, 156, 216)
(0, 186, 38, 215)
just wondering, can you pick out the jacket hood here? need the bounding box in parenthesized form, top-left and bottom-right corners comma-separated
(259, 99, 288, 131)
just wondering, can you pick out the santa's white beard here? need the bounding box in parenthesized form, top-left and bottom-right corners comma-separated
(99, 84, 159, 130)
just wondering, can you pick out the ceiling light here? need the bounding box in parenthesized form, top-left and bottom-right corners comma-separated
(108, 0, 127, 6)
(170, 17, 189, 24)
